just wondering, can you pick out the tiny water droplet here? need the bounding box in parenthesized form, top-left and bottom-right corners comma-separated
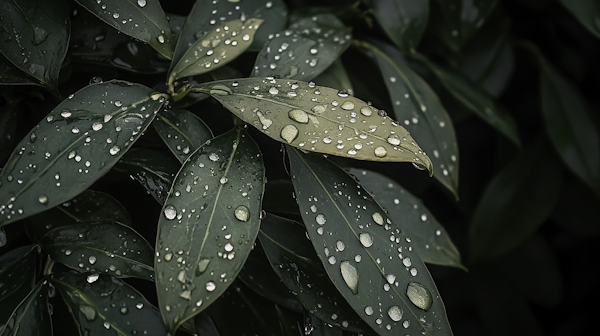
(196, 259, 211, 276)
(88, 256, 97, 265)
(137, 0, 147, 7)
(38, 195, 48, 204)
(158, 35, 165, 43)
(206, 281, 216, 291)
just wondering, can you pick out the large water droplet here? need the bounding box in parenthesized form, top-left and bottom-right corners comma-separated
(196, 259, 211, 276)
(374, 146, 387, 157)
(288, 109, 309, 124)
(79, 305, 97, 321)
(340, 261, 359, 294)
(280, 125, 298, 144)
(206, 281, 216, 291)
(109, 146, 120, 155)
(137, 0, 147, 7)
(164, 205, 177, 220)
(372, 212, 384, 225)
(88, 256, 97, 265)
(341, 101, 355, 110)
(365, 306, 373, 315)
(359, 233, 373, 247)
(315, 213, 326, 225)
(87, 273, 99, 283)
(387, 306, 403, 322)
(234, 205, 250, 222)
(406, 282, 433, 311)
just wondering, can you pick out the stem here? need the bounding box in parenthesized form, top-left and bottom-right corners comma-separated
(43, 255, 55, 276)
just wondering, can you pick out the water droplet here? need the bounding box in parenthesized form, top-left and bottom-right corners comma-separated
(359, 233, 373, 247)
(87, 273, 99, 283)
(406, 282, 433, 311)
(269, 87, 279, 94)
(336, 240, 345, 251)
(220, 177, 228, 184)
(137, 0, 147, 7)
(412, 162, 426, 170)
(341, 101, 354, 110)
(280, 125, 299, 144)
(365, 306, 373, 315)
(328, 256, 336, 264)
(288, 109, 309, 123)
(242, 34, 250, 41)
(38, 195, 48, 204)
(180, 290, 192, 300)
(158, 35, 165, 43)
(92, 122, 103, 131)
(316, 213, 326, 225)
(387, 306, 403, 322)
(387, 135, 401, 146)
(113, 12, 120, 19)
(340, 261, 359, 294)
(312, 105, 326, 113)
(386, 273, 396, 284)
(164, 205, 177, 220)
(196, 259, 211, 276)
(234, 205, 250, 222)
(136, 303, 144, 309)
(79, 305, 97, 321)
(374, 146, 387, 157)
(372, 212, 384, 225)
(88, 256, 97, 265)
(104, 322, 110, 329)
(206, 281, 216, 291)
(109, 146, 120, 155)
(403, 257, 412, 267)
(209, 153, 219, 161)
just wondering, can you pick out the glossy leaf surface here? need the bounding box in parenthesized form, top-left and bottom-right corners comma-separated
(43, 221, 154, 281)
(0, 280, 51, 336)
(195, 78, 433, 171)
(348, 168, 464, 269)
(75, 0, 175, 59)
(154, 109, 213, 163)
(155, 128, 265, 333)
(0, 55, 40, 86)
(559, 0, 600, 39)
(288, 148, 452, 336)
(0, 80, 166, 227)
(0, 0, 70, 89)
(0, 245, 37, 299)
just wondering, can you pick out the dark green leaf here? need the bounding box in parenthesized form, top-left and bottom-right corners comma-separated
(155, 128, 265, 333)
(0, 55, 40, 86)
(313, 59, 354, 96)
(154, 109, 213, 163)
(363, 0, 428, 53)
(288, 148, 453, 336)
(0, 244, 37, 299)
(253, 14, 352, 82)
(348, 168, 464, 270)
(259, 214, 372, 333)
(42, 221, 154, 281)
(361, 41, 458, 195)
(52, 271, 168, 336)
(0, 256, 36, 329)
(559, 0, 600, 40)
(0, 0, 70, 88)
(194, 78, 433, 171)
(0, 101, 20, 165)
(469, 139, 563, 262)
(0, 80, 167, 227)
(0, 280, 51, 336)
(263, 180, 299, 215)
(194, 313, 220, 336)
(75, 0, 175, 60)
(304, 312, 343, 336)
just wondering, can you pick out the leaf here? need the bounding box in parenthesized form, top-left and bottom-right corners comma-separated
(259, 214, 372, 333)
(0, 100, 20, 165)
(194, 313, 220, 336)
(0, 0, 70, 89)
(287, 147, 453, 336)
(360, 41, 458, 195)
(0, 280, 52, 336)
(469, 138, 563, 262)
(153, 109, 213, 163)
(415, 54, 520, 147)
(313, 59, 354, 96)
(363, 0, 429, 53)
(558, 0, 600, 40)
(42, 221, 155, 281)
(75, 0, 175, 60)
(253, 14, 352, 82)
(0, 80, 167, 227)
(348, 168, 464, 270)
(52, 271, 168, 336)
(0, 244, 37, 299)
(0, 55, 40, 86)
(155, 128, 265, 333)
(169, 18, 264, 83)
(193, 78, 433, 172)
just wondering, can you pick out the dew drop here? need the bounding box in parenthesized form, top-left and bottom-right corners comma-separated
(234, 205, 250, 222)
(280, 125, 299, 144)
(158, 35, 165, 44)
(316, 213, 326, 225)
(328, 256, 336, 264)
(92, 122, 103, 131)
(79, 305, 97, 321)
(374, 146, 387, 158)
(412, 162, 426, 171)
(406, 282, 433, 311)
(88, 256, 97, 265)
(387, 135, 401, 146)
(341, 101, 355, 110)
(209, 153, 219, 161)
(269, 87, 279, 94)
(340, 261, 359, 294)
(206, 281, 216, 291)
(372, 212, 384, 225)
(288, 109, 309, 123)
(365, 306, 373, 315)
(359, 233, 373, 247)
(61, 110, 72, 118)
(196, 259, 210, 276)
(38, 195, 48, 204)
(336, 240, 345, 251)
(137, 0, 147, 7)
(164, 205, 177, 220)
(387, 306, 403, 322)
(386, 273, 396, 284)
(242, 34, 250, 41)
(86, 273, 99, 283)
(109, 146, 120, 155)
(311, 105, 326, 114)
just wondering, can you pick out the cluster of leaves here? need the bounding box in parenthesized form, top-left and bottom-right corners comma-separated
(1, 0, 599, 336)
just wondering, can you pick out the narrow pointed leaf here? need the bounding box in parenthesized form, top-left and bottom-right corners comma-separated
(558, 0, 600, 39)
(0, 80, 166, 227)
(75, 0, 175, 59)
(52, 271, 167, 336)
(154, 109, 213, 163)
(313, 59, 354, 96)
(363, 0, 429, 53)
(348, 169, 464, 269)
(288, 148, 453, 336)
(253, 15, 352, 82)
(42, 221, 155, 281)
(0, 280, 51, 336)
(155, 128, 265, 333)
(169, 18, 264, 83)
(0, 0, 70, 89)
(0, 245, 37, 299)
(194, 78, 433, 172)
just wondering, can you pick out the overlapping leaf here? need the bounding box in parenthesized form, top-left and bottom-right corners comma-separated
(0, 80, 166, 227)
(154, 109, 213, 163)
(313, 59, 354, 95)
(559, 0, 600, 40)
(0, 244, 37, 299)
(288, 147, 453, 336)
(155, 128, 265, 333)
(0, 280, 51, 336)
(0, 55, 40, 86)
(194, 78, 433, 171)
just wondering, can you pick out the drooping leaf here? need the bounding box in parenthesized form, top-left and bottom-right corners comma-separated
(287, 147, 453, 336)
(253, 14, 352, 82)
(193, 78, 433, 172)
(75, 0, 175, 60)
(348, 168, 464, 270)
(469, 139, 563, 262)
(313, 59, 354, 96)
(42, 221, 155, 281)
(52, 271, 168, 336)
(558, 0, 600, 40)
(0, 0, 70, 89)
(360, 40, 458, 195)
(263, 180, 299, 215)
(0, 244, 37, 299)
(363, 0, 429, 53)
(0, 280, 52, 336)
(153, 109, 213, 163)
(155, 128, 265, 333)
(169, 18, 264, 84)
(0, 55, 40, 86)
(259, 214, 373, 333)
(0, 80, 167, 227)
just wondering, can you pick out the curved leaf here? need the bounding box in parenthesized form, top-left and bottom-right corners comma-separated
(0, 280, 51, 336)
(42, 221, 154, 281)
(0, 244, 37, 299)
(313, 59, 354, 96)
(348, 168, 464, 270)
(155, 128, 265, 333)
(288, 148, 453, 336)
(0, 55, 40, 86)
(559, 0, 600, 40)
(253, 14, 352, 82)
(0, 80, 166, 227)
(194, 78, 433, 171)
(52, 271, 167, 336)
(0, 101, 19, 165)
(0, 0, 70, 88)
(75, 0, 175, 59)
(154, 109, 213, 163)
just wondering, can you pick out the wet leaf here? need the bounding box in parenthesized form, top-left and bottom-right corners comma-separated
(288, 148, 453, 336)
(155, 128, 265, 333)
(154, 109, 213, 163)
(259, 214, 372, 333)
(52, 271, 168, 336)
(558, 0, 600, 40)
(0, 280, 51, 336)
(0, 80, 166, 227)
(313, 59, 354, 96)
(363, 0, 429, 54)
(263, 180, 300, 215)
(194, 77, 433, 172)
(0, 244, 37, 299)
(0, 101, 19, 165)
(75, 0, 175, 60)
(0, 55, 40, 86)
(42, 221, 154, 281)
(348, 168, 464, 270)
(169, 18, 264, 84)
(303, 312, 343, 336)
(361, 41, 458, 195)
(253, 14, 352, 82)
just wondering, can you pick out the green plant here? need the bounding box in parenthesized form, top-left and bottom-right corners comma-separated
(1, 0, 599, 335)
